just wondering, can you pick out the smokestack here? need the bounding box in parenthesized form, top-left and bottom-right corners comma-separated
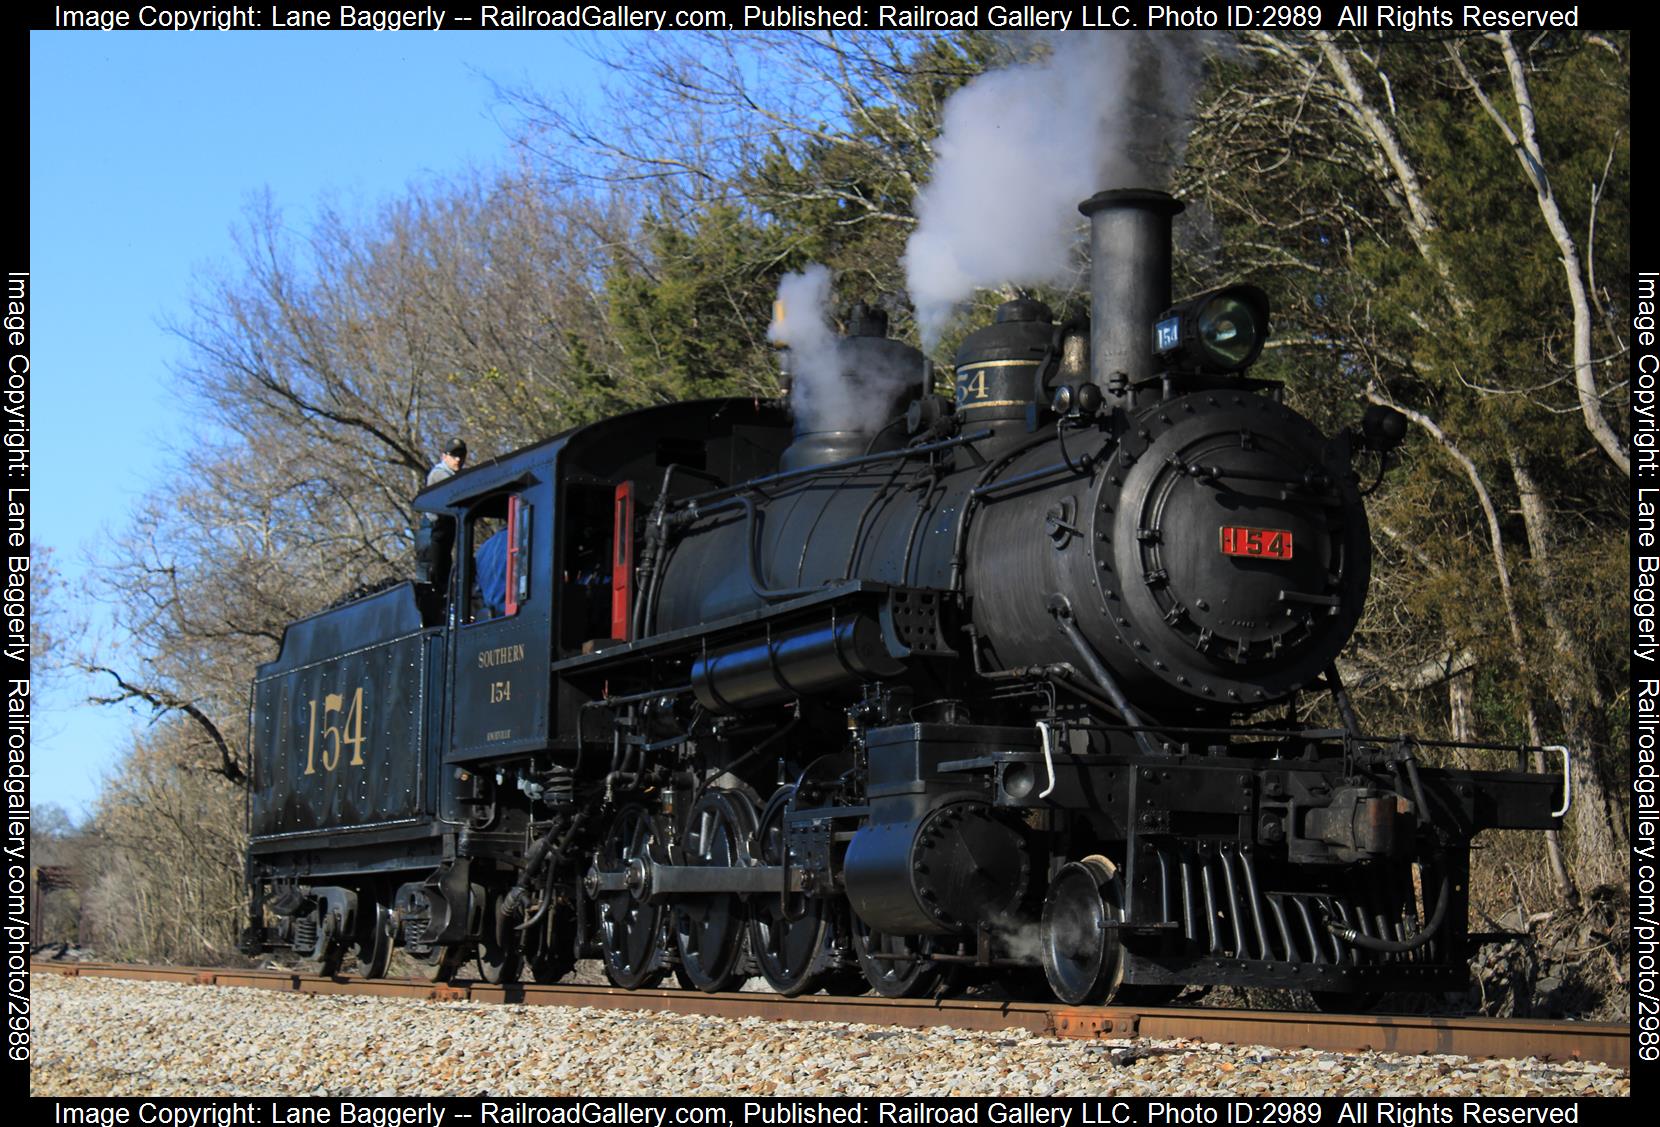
(1078, 189, 1185, 394)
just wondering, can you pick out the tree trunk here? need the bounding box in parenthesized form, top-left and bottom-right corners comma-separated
(1369, 387, 1578, 904)
(1508, 450, 1627, 885)
(1448, 673, 1475, 742)
(1449, 36, 1630, 476)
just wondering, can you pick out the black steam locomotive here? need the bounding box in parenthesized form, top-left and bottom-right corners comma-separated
(241, 190, 1566, 1007)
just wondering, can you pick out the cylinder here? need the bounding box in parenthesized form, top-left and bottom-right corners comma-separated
(1078, 189, 1184, 392)
(844, 801, 1030, 936)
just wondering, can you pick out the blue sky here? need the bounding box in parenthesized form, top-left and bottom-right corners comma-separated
(30, 32, 610, 818)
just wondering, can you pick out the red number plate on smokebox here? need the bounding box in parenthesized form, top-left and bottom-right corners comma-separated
(1219, 525, 1294, 561)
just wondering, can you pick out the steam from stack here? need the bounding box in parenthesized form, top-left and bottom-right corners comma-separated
(902, 34, 1211, 351)
(769, 34, 1211, 444)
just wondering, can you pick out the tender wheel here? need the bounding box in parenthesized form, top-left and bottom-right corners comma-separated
(478, 895, 523, 985)
(1040, 856, 1178, 1005)
(850, 914, 942, 999)
(312, 910, 348, 978)
(414, 943, 465, 983)
(674, 789, 759, 993)
(478, 940, 522, 985)
(316, 944, 346, 978)
(353, 902, 395, 980)
(594, 804, 668, 989)
(748, 785, 835, 996)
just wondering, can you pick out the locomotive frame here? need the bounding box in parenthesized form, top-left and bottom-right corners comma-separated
(242, 189, 1567, 1007)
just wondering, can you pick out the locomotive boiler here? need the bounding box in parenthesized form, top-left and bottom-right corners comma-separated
(241, 190, 1567, 1007)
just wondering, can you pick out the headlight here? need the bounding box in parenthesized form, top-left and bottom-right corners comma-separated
(1152, 284, 1270, 374)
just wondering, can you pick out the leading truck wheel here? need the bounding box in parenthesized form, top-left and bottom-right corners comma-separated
(1040, 856, 1179, 1006)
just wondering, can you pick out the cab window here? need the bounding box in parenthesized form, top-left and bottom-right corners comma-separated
(560, 482, 617, 651)
(466, 493, 530, 623)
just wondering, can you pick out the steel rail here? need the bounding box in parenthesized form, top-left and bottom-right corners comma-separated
(32, 961, 1629, 1070)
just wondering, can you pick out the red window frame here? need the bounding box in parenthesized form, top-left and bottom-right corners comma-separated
(504, 495, 527, 616)
(611, 481, 635, 640)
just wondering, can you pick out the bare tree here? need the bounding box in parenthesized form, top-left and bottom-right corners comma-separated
(75, 155, 738, 966)
(507, 32, 973, 219)
(87, 170, 639, 889)
(29, 546, 83, 692)
(79, 723, 248, 964)
(1448, 32, 1630, 475)
(505, 32, 998, 343)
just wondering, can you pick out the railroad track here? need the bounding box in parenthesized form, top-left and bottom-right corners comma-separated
(32, 960, 1630, 1071)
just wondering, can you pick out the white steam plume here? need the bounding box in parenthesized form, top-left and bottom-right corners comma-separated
(770, 265, 921, 436)
(768, 265, 846, 434)
(904, 34, 1210, 350)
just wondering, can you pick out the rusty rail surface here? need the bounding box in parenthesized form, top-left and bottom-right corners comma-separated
(32, 961, 1630, 1071)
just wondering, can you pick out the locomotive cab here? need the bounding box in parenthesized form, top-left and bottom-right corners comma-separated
(442, 469, 554, 764)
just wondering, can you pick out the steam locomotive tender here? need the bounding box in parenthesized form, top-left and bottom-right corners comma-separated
(242, 190, 1567, 1006)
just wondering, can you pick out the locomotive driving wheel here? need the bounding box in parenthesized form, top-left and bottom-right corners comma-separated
(748, 785, 836, 996)
(593, 804, 669, 989)
(850, 914, 942, 999)
(673, 788, 759, 993)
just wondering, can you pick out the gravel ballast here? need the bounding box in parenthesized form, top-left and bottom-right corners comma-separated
(29, 972, 1629, 1098)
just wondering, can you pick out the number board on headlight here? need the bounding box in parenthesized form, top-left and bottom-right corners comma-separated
(1219, 525, 1294, 560)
